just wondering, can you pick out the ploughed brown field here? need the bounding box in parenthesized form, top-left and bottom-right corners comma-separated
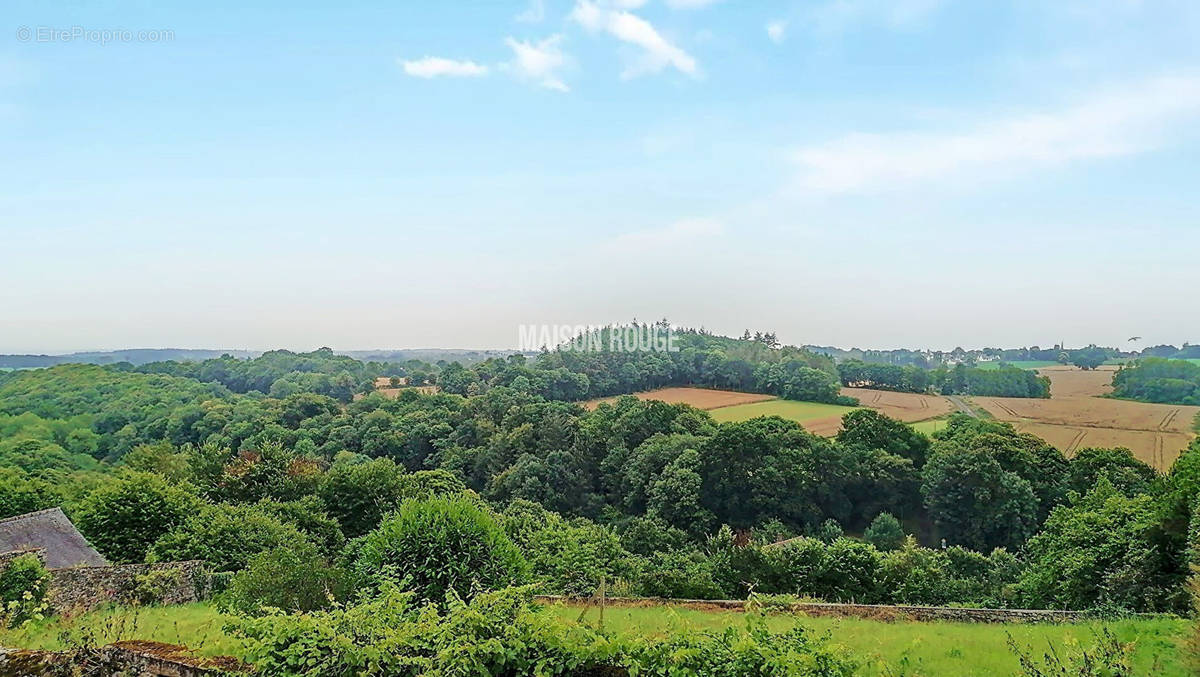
(972, 366, 1199, 470)
(582, 387, 776, 411)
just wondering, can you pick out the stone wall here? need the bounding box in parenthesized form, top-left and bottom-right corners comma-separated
(534, 595, 1095, 623)
(0, 548, 44, 570)
(46, 561, 210, 614)
(0, 641, 246, 676)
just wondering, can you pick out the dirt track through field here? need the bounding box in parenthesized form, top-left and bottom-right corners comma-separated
(971, 367, 1199, 471)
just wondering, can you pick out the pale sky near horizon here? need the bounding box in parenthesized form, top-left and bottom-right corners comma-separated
(2, 1, 1199, 354)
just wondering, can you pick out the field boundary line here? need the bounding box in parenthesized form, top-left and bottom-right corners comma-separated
(535, 595, 1122, 624)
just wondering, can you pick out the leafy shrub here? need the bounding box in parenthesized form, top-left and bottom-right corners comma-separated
(317, 457, 408, 538)
(1018, 479, 1187, 612)
(0, 553, 49, 626)
(863, 512, 905, 551)
(635, 549, 724, 599)
(815, 519, 843, 544)
(355, 496, 527, 604)
(149, 503, 312, 572)
(73, 471, 201, 563)
(222, 541, 347, 615)
(232, 585, 856, 677)
(256, 496, 345, 557)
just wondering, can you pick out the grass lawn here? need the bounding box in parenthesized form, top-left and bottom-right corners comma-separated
(709, 399, 860, 424)
(0, 603, 244, 659)
(2, 602, 1190, 676)
(910, 418, 949, 435)
(548, 603, 1191, 676)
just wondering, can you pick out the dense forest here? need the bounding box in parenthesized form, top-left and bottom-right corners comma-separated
(1113, 358, 1200, 405)
(1, 349, 1197, 618)
(838, 360, 1050, 397)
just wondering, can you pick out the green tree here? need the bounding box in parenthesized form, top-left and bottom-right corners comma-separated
(0, 469, 61, 520)
(149, 503, 312, 572)
(921, 447, 1039, 551)
(73, 471, 201, 563)
(1018, 479, 1187, 612)
(355, 496, 527, 604)
(1067, 447, 1157, 497)
(863, 512, 905, 551)
(837, 409, 930, 468)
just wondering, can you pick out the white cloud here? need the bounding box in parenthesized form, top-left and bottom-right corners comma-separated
(570, 1, 698, 78)
(504, 35, 570, 91)
(665, 0, 721, 8)
(401, 57, 489, 78)
(516, 0, 545, 23)
(789, 75, 1200, 194)
(609, 218, 724, 250)
(766, 20, 787, 43)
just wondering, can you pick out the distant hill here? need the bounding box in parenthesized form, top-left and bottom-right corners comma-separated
(0, 349, 261, 368)
(0, 347, 528, 369)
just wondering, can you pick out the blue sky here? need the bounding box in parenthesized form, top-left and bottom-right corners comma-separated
(2, 1, 1199, 353)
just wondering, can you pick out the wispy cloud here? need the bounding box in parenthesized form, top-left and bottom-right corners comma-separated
(401, 57, 489, 78)
(571, 1, 698, 79)
(766, 20, 787, 43)
(504, 35, 570, 91)
(515, 0, 545, 23)
(789, 75, 1200, 194)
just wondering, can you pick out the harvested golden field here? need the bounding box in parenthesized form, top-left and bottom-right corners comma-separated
(972, 367, 1199, 470)
(841, 387, 956, 423)
(582, 387, 776, 411)
(1035, 365, 1117, 398)
(589, 387, 951, 437)
(354, 385, 439, 401)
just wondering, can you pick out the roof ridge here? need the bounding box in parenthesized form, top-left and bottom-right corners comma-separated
(0, 506, 66, 526)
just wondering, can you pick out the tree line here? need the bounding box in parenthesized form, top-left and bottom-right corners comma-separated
(1, 357, 1197, 614)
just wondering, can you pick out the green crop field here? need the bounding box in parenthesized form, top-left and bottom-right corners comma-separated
(709, 399, 860, 424)
(910, 418, 949, 435)
(548, 604, 1190, 677)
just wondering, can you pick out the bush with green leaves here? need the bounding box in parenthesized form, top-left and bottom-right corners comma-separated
(72, 471, 201, 563)
(1017, 478, 1187, 612)
(231, 584, 856, 677)
(256, 496, 345, 557)
(634, 548, 724, 599)
(355, 496, 528, 604)
(149, 503, 312, 572)
(863, 512, 905, 551)
(0, 553, 49, 627)
(221, 541, 348, 615)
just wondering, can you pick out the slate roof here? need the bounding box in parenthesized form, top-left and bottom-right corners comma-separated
(0, 507, 108, 569)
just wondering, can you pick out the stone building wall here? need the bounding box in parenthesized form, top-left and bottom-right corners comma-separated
(45, 560, 209, 614)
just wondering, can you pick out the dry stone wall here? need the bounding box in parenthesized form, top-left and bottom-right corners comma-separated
(46, 561, 209, 613)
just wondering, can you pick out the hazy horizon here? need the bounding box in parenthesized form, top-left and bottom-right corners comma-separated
(5, 1, 1199, 354)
